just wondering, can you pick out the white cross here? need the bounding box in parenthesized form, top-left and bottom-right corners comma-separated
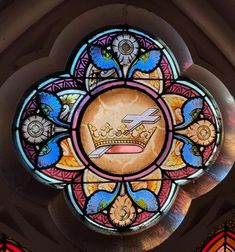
(122, 108, 161, 133)
(89, 108, 161, 158)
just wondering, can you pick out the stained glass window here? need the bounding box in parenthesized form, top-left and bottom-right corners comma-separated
(196, 218, 235, 252)
(0, 235, 27, 252)
(14, 26, 222, 234)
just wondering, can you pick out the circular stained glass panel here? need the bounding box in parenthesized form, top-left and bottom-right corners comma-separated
(14, 27, 222, 233)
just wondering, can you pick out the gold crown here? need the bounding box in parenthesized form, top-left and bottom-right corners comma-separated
(88, 122, 156, 149)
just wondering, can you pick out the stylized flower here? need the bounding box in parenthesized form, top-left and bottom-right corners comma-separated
(22, 115, 54, 144)
(14, 27, 224, 239)
(109, 195, 136, 227)
(112, 34, 139, 65)
(186, 119, 216, 146)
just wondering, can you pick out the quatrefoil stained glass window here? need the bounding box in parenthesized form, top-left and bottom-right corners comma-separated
(14, 27, 222, 233)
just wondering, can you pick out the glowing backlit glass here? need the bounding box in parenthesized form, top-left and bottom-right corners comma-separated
(14, 27, 222, 233)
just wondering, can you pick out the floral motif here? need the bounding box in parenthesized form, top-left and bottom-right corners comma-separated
(14, 27, 222, 235)
(22, 115, 54, 144)
(109, 195, 136, 227)
(186, 119, 216, 146)
(112, 34, 139, 65)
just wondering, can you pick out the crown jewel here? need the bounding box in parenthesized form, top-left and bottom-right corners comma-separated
(88, 122, 156, 150)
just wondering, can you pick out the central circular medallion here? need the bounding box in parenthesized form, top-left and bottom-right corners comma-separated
(119, 40, 134, 55)
(79, 87, 166, 176)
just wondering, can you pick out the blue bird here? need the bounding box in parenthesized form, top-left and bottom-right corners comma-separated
(175, 97, 203, 130)
(175, 134, 202, 168)
(37, 133, 68, 169)
(86, 182, 121, 214)
(127, 49, 161, 78)
(38, 92, 69, 128)
(89, 45, 122, 77)
(125, 182, 159, 212)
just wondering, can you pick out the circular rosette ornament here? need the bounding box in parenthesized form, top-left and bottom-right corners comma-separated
(112, 34, 139, 65)
(109, 195, 137, 228)
(22, 115, 53, 144)
(14, 26, 226, 239)
(186, 120, 216, 146)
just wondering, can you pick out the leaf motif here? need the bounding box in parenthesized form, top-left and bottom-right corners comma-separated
(56, 139, 85, 170)
(60, 94, 80, 105)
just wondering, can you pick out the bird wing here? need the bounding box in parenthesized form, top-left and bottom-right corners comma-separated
(37, 133, 68, 169)
(175, 97, 203, 129)
(89, 45, 122, 77)
(38, 92, 69, 128)
(86, 183, 121, 214)
(126, 182, 159, 212)
(175, 134, 202, 168)
(127, 49, 161, 78)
